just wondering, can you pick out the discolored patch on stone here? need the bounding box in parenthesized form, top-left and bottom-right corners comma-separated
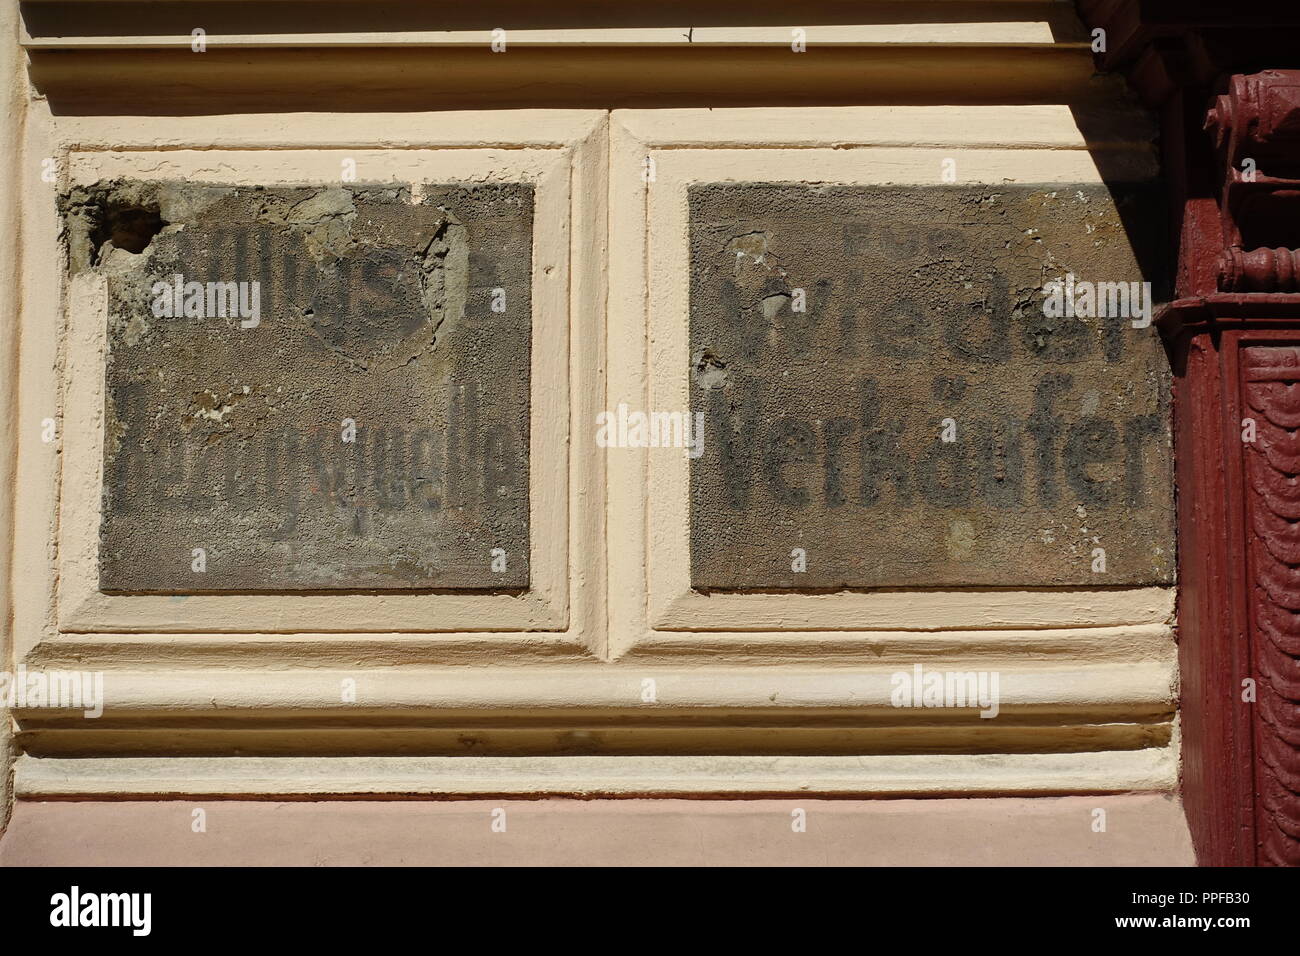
(688, 183, 1173, 589)
(71, 180, 532, 591)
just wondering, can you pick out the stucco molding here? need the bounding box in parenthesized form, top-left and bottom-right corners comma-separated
(18, 1, 1107, 113)
(14, 750, 1178, 799)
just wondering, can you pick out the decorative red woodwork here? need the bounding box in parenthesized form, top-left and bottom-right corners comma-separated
(1240, 345, 1300, 866)
(1077, 0, 1300, 866)
(1161, 306, 1300, 866)
(1206, 72, 1300, 294)
(1174, 71, 1300, 867)
(1219, 248, 1300, 293)
(1160, 68, 1300, 865)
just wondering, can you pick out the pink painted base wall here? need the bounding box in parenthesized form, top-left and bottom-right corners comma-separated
(0, 795, 1194, 866)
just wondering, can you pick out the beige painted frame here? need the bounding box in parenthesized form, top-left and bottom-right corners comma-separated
(607, 107, 1170, 657)
(9, 105, 1182, 797)
(61, 148, 568, 633)
(15, 111, 608, 660)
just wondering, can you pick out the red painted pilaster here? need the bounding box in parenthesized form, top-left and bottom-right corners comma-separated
(1077, 3, 1300, 865)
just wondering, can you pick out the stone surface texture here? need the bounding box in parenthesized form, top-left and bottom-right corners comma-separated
(66, 180, 533, 591)
(688, 183, 1173, 589)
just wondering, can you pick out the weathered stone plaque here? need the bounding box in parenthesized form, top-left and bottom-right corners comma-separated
(688, 183, 1173, 589)
(70, 180, 532, 591)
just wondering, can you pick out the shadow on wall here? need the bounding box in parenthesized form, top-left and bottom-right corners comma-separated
(22, 0, 1105, 114)
(22, 1, 1092, 34)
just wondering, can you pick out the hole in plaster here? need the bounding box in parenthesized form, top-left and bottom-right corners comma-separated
(91, 202, 167, 258)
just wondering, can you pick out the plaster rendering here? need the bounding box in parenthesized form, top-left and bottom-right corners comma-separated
(66, 181, 533, 591)
(688, 183, 1174, 589)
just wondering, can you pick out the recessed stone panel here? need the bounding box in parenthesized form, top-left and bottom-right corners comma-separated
(71, 180, 533, 591)
(688, 183, 1173, 589)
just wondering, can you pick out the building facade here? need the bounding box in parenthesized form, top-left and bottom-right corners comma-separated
(0, 0, 1296, 866)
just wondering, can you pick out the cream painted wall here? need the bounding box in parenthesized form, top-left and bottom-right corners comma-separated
(0, 0, 25, 831)
(2, 6, 1177, 802)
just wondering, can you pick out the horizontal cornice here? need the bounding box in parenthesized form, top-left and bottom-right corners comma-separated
(18, 1, 1116, 112)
